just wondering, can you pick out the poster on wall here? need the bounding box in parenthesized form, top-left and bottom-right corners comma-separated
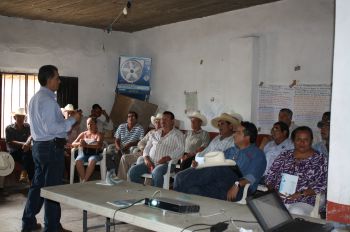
(116, 56, 152, 101)
(257, 84, 331, 134)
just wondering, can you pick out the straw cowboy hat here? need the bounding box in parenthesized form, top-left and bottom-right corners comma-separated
(211, 112, 242, 128)
(0, 152, 15, 176)
(196, 151, 236, 169)
(188, 111, 207, 126)
(11, 108, 26, 116)
(151, 113, 163, 125)
(64, 104, 75, 112)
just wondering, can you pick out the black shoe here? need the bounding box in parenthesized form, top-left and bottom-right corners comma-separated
(21, 223, 42, 232)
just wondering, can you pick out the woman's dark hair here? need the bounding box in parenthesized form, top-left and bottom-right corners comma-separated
(274, 121, 290, 138)
(241, 121, 258, 144)
(38, 65, 58, 86)
(291, 126, 313, 142)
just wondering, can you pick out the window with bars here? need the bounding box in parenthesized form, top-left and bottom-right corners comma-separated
(0, 73, 39, 138)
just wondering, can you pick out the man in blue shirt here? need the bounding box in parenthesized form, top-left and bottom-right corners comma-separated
(174, 121, 266, 201)
(22, 65, 81, 232)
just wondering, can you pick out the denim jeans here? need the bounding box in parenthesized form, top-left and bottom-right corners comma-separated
(173, 166, 243, 201)
(22, 140, 65, 232)
(128, 159, 169, 188)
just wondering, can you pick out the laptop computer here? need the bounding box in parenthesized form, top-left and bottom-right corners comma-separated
(246, 191, 334, 232)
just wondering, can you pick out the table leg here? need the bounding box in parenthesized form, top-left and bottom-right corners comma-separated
(106, 218, 110, 232)
(83, 210, 87, 232)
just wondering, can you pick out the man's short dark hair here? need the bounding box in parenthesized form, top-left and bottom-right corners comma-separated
(279, 108, 293, 119)
(128, 111, 138, 119)
(92, 104, 102, 110)
(38, 65, 58, 86)
(241, 121, 258, 144)
(291, 126, 313, 142)
(163, 111, 175, 120)
(274, 121, 290, 138)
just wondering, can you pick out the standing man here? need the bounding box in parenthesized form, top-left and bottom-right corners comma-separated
(5, 108, 34, 183)
(22, 65, 81, 232)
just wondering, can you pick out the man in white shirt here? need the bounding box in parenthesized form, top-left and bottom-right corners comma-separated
(263, 121, 294, 177)
(128, 111, 184, 187)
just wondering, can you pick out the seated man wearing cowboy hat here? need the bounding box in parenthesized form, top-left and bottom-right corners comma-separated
(5, 108, 34, 183)
(174, 121, 266, 202)
(179, 111, 210, 170)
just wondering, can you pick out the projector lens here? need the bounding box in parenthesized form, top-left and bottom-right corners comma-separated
(151, 199, 159, 207)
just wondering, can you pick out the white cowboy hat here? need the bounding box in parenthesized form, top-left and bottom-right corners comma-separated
(151, 113, 163, 125)
(11, 108, 26, 116)
(211, 112, 242, 129)
(0, 152, 15, 176)
(196, 151, 236, 169)
(188, 111, 207, 126)
(64, 104, 75, 112)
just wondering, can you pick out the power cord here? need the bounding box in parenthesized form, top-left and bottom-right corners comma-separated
(112, 198, 144, 232)
(180, 219, 257, 232)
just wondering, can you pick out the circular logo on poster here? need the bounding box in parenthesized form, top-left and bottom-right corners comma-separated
(120, 59, 143, 83)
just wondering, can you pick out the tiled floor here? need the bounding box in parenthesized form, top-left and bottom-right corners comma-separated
(0, 173, 151, 232)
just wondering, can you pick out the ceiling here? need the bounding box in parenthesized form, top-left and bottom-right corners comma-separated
(0, 0, 280, 33)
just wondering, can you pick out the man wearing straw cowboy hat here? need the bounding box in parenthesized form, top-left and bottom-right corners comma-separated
(22, 65, 81, 232)
(5, 107, 34, 184)
(174, 121, 266, 202)
(179, 111, 210, 170)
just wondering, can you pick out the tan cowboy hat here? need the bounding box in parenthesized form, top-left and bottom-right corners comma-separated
(188, 111, 207, 126)
(151, 113, 163, 125)
(0, 152, 15, 176)
(196, 151, 236, 169)
(11, 108, 26, 116)
(64, 104, 75, 112)
(211, 112, 242, 128)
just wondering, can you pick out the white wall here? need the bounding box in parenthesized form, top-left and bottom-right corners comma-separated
(132, 0, 334, 130)
(327, 0, 350, 223)
(0, 15, 132, 113)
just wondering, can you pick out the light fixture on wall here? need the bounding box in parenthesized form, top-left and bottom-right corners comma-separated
(105, 0, 132, 34)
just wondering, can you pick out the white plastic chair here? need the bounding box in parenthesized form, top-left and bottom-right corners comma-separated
(70, 143, 107, 184)
(141, 160, 175, 189)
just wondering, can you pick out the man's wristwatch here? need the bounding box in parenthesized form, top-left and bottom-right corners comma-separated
(234, 181, 240, 188)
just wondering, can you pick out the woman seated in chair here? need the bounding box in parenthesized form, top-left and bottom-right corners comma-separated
(265, 126, 327, 216)
(72, 117, 104, 182)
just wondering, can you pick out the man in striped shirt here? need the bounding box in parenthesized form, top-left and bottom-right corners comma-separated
(128, 111, 185, 187)
(106, 111, 144, 177)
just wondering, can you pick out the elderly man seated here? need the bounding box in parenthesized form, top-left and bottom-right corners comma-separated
(179, 111, 210, 170)
(116, 113, 162, 180)
(106, 111, 144, 178)
(5, 108, 34, 183)
(175, 112, 240, 180)
(174, 121, 266, 202)
(265, 126, 327, 216)
(128, 111, 184, 187)
(262, 121, 294, 180)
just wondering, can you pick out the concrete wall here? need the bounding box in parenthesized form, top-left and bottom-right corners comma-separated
(132, 0, 334, 130)
(0, 15, 132, 113)
(327, 0, 350, 224)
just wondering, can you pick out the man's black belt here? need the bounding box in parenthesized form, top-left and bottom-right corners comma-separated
(34, 138, 67, 147)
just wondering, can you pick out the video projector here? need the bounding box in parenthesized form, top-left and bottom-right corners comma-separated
(144, 197, 200, 213)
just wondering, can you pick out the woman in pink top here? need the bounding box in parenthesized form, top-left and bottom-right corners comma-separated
(72, 117, 104, 182)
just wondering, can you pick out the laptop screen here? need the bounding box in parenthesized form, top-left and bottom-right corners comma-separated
(247, 192, 293, 231)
